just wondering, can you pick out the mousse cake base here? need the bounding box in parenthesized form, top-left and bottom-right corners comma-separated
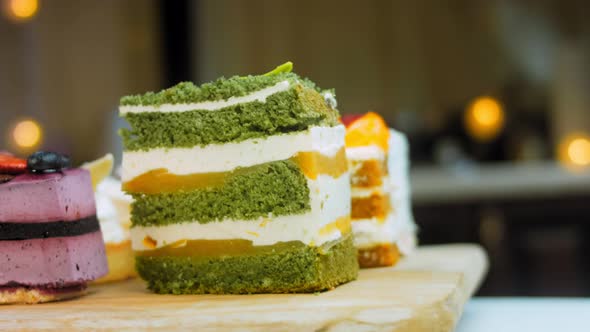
(0, 283, 87, 305)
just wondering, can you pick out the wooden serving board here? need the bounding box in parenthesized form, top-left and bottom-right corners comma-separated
(0, 244, 487, 331)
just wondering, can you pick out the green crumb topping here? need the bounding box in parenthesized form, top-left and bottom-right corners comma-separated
(131, 160, 310, 227)
(120, 73, 289, 106)
(135, 235, 359, 294)
(121, 86, 339, 151)
(120, 61, 320, 106)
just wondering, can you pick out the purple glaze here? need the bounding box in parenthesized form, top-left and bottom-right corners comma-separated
(0, 230, 108, 286)
(0, 168, 96, 223)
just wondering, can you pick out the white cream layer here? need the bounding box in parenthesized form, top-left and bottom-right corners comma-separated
(120, 80, 291, 114)
(131, 173, 350, 250)
(346, 145, 385, 161)
(388, 129, 417, 254)
(96, 180, 130, 244)
(352, 214, 399, 249)
(351, 176, 391, 198)
(122, 125, 345, 182)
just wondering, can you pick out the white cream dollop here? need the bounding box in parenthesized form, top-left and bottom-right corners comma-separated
(96, 177, 132, 244)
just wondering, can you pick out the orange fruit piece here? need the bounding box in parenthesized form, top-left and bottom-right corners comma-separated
(0, 153, 27, 174)
(345, 112, 390, 150)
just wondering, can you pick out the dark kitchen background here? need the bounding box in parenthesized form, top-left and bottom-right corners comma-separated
(1, 0, 589, 297)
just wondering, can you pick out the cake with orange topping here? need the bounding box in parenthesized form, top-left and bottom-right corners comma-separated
(343, 112, 417, 268)
(119, 62, 358, 294)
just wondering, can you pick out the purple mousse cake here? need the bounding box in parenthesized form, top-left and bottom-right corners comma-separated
(0, 151, 108, 304)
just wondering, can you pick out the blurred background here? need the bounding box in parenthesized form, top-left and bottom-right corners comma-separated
(1, 0, 589, 297)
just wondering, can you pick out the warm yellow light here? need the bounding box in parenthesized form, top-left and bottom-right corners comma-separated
(568, 139, 590, 165)
(464, 96, 505, 142)
(559, 133, 590, 168)
(8, 0, 38, 20)
(12, 120, 42, 148)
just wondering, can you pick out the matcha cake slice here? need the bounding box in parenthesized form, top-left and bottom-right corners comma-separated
(120, 62, 358, 294)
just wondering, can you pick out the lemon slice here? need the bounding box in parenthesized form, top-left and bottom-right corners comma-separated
(82, 153, 114, 190)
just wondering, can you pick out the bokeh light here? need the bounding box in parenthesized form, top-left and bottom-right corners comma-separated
(558, 133, 590, 168)
(464, 96, 505, 142)
(12, 119, 42, 149)
(6, 0, 38, 21)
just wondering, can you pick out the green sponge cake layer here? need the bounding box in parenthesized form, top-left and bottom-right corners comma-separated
(121, 85, 338, 151)
(131, 160, 310, 227)
(135, 235, 358, 294)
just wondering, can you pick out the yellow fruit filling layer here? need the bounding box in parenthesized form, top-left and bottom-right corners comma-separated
(137, 216, 351, 255)
(351, 193, 392, 221)
(123, 147, 348, 194)
(350, 158, 388, 187)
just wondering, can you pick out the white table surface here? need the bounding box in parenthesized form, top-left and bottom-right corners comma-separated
(456, 298, 590, 332)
